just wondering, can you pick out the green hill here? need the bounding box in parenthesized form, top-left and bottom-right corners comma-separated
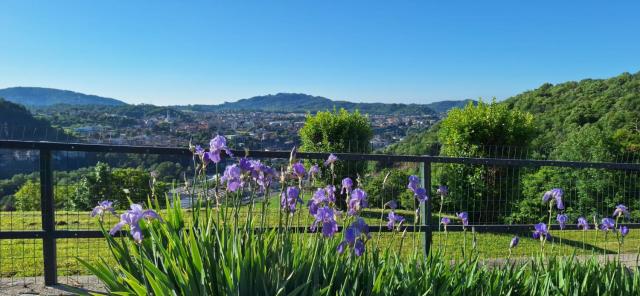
(0, 87, 126, 106)
(0, 98, 71, 141)
(178, 93, 443, 116)
(388, 72, 640, 157)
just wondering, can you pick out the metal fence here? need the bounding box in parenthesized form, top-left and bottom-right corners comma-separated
(1, 139, 639, 289)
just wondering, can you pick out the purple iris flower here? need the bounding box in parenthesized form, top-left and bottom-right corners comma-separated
(557, 214, 568, 230)
(510, 236, 519, 248)
(387, 211, 405, 230)
(457, 212, 469, 226)
(542, 188, 564, 210)
(407, 175, 420, 192)
(600, 218, 615, 231)
(308, 188, 329, 215)
(310, 206, 338, 237)
(221, 164, 243, 192)
(325, 185, 336, 202)
(620, 225, 629, 237)
(291, 162, 306, 179)
(324, 154, 338, 167)
(206, 135, 233, 164)
(239, 158, 253, 171)
(347, 188, 368, 216)
(109, 204, 160, 243)
(91, 200, 116, 218)
(341, 177, 353, 194)
(577, 217, 589, 230)
(308, 164, 320, 179)
(533, 223, 551, 241)
(337, 217, 370, 256)
(249, 160, 276, 191)
(281, 186, 302, 213)
(613, 204, 630, 219)
(440, 217, 451, 225)
(414, 187, 428, 203)
(437, 185, 448, 196)
(194, 145, 205, 156)
(386, 200, 398, 210)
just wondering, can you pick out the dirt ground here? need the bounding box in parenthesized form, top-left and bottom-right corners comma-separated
(0, 276, 105, 296)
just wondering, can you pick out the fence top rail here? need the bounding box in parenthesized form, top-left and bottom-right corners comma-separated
(1, 140, 639, 171)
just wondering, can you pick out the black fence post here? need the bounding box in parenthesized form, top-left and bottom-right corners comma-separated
(420, 161, 432, 257)
(40, 149, 57, 286)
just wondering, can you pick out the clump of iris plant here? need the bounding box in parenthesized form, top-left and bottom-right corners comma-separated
(107, 203, 161, 244)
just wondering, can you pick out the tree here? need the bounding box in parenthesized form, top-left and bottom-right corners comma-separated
(69, 162, 168, 210)
(435, 100, 537, 223)
(14, 180, 74, 211)
(299, 108, 373, 154)
(299, 109, 373, 207)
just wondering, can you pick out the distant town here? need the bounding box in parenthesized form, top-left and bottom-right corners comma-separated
(36, 108, 439, 151)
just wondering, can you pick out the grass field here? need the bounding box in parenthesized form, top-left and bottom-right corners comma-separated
(1, 200, 639, 277)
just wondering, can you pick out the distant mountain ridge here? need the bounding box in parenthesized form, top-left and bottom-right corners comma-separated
(178, 93, 465, 116)
(0, 87, 471, 115)
(424, 99, 476, 113)
(0, 87, 126, 106)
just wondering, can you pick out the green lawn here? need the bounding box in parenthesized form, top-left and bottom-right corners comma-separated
(1, 204, 639, 277)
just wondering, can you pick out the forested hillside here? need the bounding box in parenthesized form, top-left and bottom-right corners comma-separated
(0, 98, 68, 140)
(0, 87, 126, 106)
(388, 72, 640, 160)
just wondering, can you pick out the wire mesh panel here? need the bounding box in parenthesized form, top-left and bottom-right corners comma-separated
(0, 148, 43, 290)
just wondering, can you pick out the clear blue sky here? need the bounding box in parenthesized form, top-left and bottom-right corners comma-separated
(1, 1, 639, 105)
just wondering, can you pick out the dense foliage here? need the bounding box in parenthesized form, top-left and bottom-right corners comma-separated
(504, 72, 640, 154)
(387, 72, 640, 223)
(1, 163, 169, 211)
(388, 72, 640, 158)
(69, 162, 168, 210)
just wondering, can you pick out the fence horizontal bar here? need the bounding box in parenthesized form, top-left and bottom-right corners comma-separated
(2, 140, 639, 170)
(2, 223, 639, 240)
